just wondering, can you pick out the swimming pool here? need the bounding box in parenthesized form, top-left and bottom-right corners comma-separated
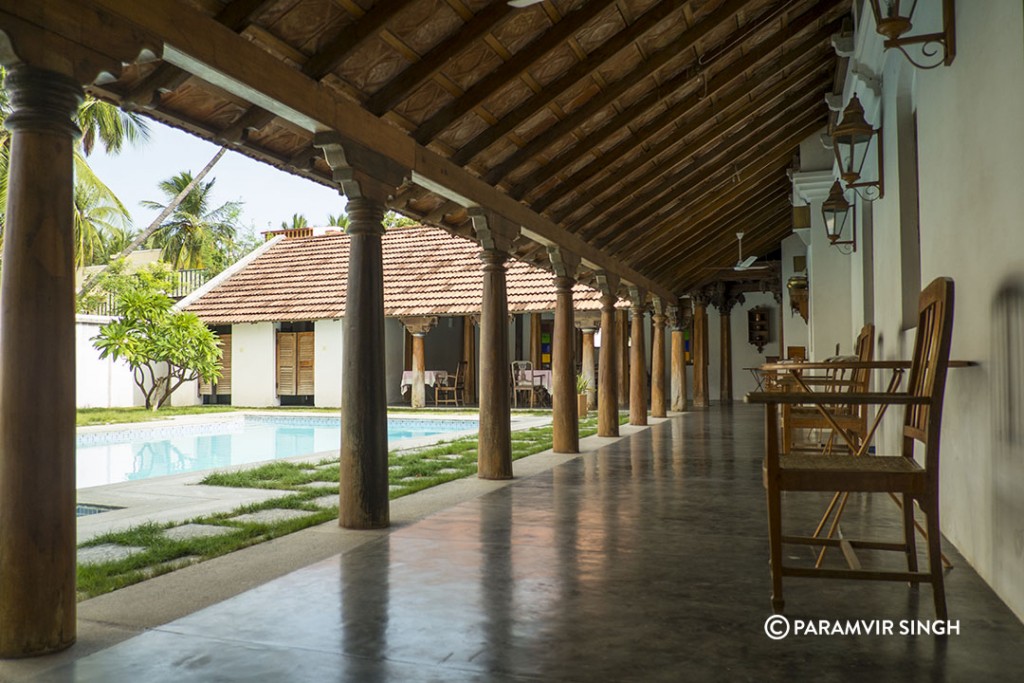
(76, 414, 478, 489)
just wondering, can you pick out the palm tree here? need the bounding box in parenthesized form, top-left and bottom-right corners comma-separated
(72, 182, 133, 267)
(281, 213, 308, 230)
(142, 171, 241, 270)
(326, 212, 349, 228)
(76, 96, 150, 157)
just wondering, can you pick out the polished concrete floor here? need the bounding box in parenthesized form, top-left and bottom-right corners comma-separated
(32, 407, 1024, 681)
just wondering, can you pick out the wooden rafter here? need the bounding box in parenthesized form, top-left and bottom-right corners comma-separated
(480, 0, 756, 185)
(364, 0, 514, 115)
(580, 93, 825, 243)
(535, 24, 838, 217)
(413, 0, 622, 145)
(443, 0, 690, 159)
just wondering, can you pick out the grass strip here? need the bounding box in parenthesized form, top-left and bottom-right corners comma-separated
(77, 413, 626, 599)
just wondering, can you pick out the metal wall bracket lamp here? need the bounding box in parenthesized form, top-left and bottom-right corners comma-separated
(831, 94, 884, 202)
(821, 180, 857, 254)
(869, 0, 956, 69)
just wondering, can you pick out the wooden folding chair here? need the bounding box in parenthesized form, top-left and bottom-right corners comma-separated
(749, 278, 955, 619)
(435, 361, 466, 407)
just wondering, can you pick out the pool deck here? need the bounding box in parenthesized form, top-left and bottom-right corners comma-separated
(75, 411, 550, 543)
(4, 417, 647, 682)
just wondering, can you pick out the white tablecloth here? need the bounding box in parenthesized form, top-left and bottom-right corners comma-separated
(400, 370, 448, 391)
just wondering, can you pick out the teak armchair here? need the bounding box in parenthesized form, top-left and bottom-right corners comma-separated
(436, 360, 466, 407)
(782, 324, 876, 453)
(511, 360, 542, 408)
(747, 277, 955, 619)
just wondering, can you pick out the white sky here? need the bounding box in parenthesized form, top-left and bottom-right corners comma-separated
(86, 119, 348, 239)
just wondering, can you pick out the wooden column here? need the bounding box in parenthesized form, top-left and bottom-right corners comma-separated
(629, 288, 648, 426)
(462, 316, 477, 405)
(714, 292, 742, 403)
(339, 197, 389, 529)
(0, 66, 82, 656)
(597, 273, 620, 437)
(401, 317, 437, 408)
(478, 248, 513, 479)
(670, 304, 689, 412)
(529, 312, 543, 368)
(651, 308, 667, 418)
(579, 322, 598, 410)
(616, 308, 630, 408)
(692, 294, 710, 408)
(551, 275, 579, 453)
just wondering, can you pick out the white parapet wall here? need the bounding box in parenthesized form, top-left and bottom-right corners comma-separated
(314, 318, 344, 408)
(230, 322, 279, 407)
(76, 316, 139, 408)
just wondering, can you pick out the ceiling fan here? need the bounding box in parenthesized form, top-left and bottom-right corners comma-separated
(732, 231, 769, 272)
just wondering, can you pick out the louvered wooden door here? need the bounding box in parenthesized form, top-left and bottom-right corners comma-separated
(201, 334, 232, 396)
(277, 332, 297, 395)
(296, 332, 315, 395)
(277, 331, 315, 396)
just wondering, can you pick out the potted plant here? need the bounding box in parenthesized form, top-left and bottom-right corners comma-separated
(576, 374, 591, 418)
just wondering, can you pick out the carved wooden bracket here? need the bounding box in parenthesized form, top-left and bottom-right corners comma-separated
(400, 316, 438, 336)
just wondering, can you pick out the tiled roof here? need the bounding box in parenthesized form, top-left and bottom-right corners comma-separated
(186, 225, 608, 324)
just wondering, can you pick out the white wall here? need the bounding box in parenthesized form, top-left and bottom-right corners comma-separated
(231, 322, 278, 407)
(384, 317, 406, 404)
(807, 1, 1024, 620)
(705, 295, 782, 400)
(75, 317, 137, 408)
(781, 234, 810, 356)
(314, 319, 344, 408)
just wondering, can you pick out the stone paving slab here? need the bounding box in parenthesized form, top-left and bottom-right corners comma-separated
(162, 524, 235, 542)
(79, 544, 146, 565)
(309, 495, 338, 509)
(229, 509, 315, 525)
(296, 481, 336, 488)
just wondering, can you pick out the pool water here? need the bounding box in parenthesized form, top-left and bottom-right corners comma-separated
(76, 415, 477, 489)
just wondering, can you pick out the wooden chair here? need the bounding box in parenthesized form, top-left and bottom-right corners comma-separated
(749, 277, 955, 619)
(511, 360, 541, 408)
(783, 324, 875, 454)
(435, 361, 466, 407)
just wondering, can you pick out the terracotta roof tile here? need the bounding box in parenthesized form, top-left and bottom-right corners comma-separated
(186, 225, 610, 324)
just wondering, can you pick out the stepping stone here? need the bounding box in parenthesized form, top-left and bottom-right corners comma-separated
(162, 524, 233, 542)
(399, 476, 422, 482)
(310, 495, 339, 509)
(78, 544, 145, 565)
(229, 509, 314, 525)
(437, 468, 462, 475)
(438, 454, 463, 460)
(388, 485, 405, 492)
(296, 481, 335, 488)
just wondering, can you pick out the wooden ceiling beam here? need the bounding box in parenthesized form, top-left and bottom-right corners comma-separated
(413, 0, 621, 145)
(670, 219, 793, 291)
(537, 23, 837, 217)
(635, 186, 790, 275)
(570, 71, 830, 241)
(480, 0, 756, 184)
(654, 204, 792, 286)
(619, 178, 789, 269)
(122, 0, 275, 107)
(301, 0, 419, 81)
(77, 0, 676, 299)
(617, 117, 818, 252)
(579, 93, 824, 243)
(364, 0, 514, 115)
(445, 0, 695, 160)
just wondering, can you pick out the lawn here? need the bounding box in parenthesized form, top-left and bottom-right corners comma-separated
(76, 413, 628, 599)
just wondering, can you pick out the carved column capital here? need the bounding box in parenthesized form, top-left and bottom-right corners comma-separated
(400, 316, 437, 336)
(345, 197, 385, 235)
(3, 66, 82, 138)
